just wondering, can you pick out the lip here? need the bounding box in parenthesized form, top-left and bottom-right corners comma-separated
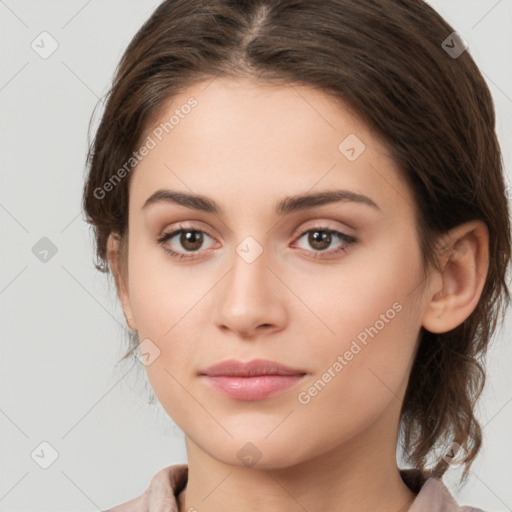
(199, 358, 307, 377)
(199, 359, 307, 401)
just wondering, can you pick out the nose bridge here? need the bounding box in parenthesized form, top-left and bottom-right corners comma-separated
(213, 231, 287, 335)
(224, 207, 271, 285)
(226, 234, 272, 306)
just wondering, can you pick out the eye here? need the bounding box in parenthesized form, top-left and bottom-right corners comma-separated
(157, 224, 357, 261)
(157, 224, 216, 260)
(292, 226, 357, 259)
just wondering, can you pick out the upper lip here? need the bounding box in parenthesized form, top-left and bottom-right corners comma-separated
(199, 358, 307, 377)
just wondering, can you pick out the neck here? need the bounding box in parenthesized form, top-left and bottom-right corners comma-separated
(177, 417, 417, 512)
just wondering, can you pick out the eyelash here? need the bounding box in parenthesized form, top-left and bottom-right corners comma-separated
(156, 223, 357, 261)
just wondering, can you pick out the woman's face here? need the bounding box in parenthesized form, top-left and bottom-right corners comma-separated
(115, 77, 435, 468)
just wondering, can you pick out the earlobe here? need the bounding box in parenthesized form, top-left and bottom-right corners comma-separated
(421, 220, 489, 334)
(106, 233, 137, 331)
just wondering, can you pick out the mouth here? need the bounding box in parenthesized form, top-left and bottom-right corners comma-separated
(198, 358, 307, 401)
(200, 374, 307, 401)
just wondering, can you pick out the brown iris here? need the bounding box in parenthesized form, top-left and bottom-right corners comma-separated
(308, 230, 332, 251)
(180, 230, 204, 251)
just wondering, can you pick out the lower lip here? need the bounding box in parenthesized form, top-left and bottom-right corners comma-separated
(201, 374, 306, 401)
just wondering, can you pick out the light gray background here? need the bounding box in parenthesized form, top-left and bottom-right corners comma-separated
(0, 1, 511, 511)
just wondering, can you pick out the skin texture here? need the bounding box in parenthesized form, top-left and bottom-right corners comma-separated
(107, 77, 489, 512)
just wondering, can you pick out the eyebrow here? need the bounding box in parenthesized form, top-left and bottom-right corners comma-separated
(142, 188, 381, 215)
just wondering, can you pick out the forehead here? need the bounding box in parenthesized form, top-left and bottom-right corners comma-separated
(129, 76, 413, 218)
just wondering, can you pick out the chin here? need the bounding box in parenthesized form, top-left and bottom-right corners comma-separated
(204, 433, 310, 469)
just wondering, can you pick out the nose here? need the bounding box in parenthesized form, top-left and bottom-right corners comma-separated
(212, 245, 288, 339)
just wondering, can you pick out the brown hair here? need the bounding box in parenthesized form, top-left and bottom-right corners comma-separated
(83, 0, 511, 484)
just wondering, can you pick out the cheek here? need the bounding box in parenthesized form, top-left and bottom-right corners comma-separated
(127, 240, 207, 336)
(293, 289, 417, 447)
(295, 244, 418, 339)
(292, 235, 422, 393)
(125, 243, 208, 394)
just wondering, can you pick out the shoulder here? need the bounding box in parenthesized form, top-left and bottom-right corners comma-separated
(103, 464, 188, 512)
(103, 489, 149, 512)
(400, 469, 487, 512)
(420, 479, 487, 512)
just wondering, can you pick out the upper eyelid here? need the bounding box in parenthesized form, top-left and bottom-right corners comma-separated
(160, 223, 352, 241)
(161, 217, 354, 236)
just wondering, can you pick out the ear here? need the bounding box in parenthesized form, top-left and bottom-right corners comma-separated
(421, 220, 489, 334)
(106, 232, 137, 331)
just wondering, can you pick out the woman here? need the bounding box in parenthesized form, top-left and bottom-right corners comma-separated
(82, 0, 511, 510)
